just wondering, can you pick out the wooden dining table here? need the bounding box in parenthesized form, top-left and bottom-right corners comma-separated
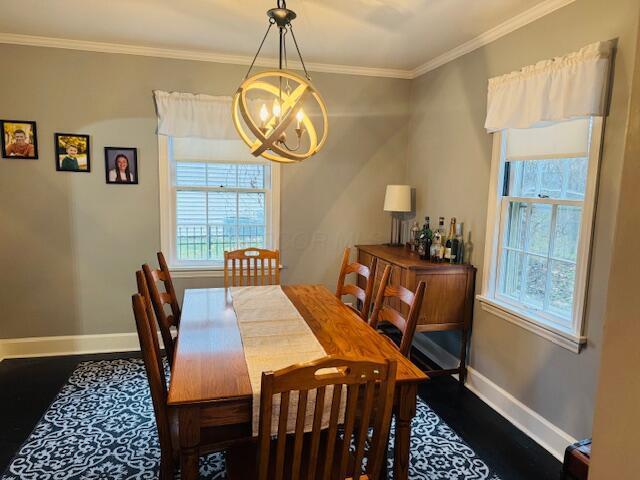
(167, 284, 428, 480)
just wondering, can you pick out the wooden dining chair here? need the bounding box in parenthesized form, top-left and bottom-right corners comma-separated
(143, 252, 180, 367)
(225, 356, 397, 480)
(132, 293, 249, 480)
(369, 265, 426, 358)
(224, 248, 280, 287)
(335, 247, 378, 321)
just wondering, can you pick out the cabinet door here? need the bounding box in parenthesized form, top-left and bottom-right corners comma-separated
(416, 271, 468, 328)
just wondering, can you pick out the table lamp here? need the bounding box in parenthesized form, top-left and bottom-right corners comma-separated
(383, 184, 411, 246)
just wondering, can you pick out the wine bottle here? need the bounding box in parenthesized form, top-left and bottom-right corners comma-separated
(454, 222, 464, 264)
(444, 217, 456, 261)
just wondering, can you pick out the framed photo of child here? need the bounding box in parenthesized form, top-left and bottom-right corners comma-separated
(1, 120, 39, 159)
(104, 147, 138, 185)
(55, 133, 90, 173)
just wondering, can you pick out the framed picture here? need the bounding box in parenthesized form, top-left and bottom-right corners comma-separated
(1, 120, 38, 159)
(55, 133, 90, 173)
(104, 147, 138, 185)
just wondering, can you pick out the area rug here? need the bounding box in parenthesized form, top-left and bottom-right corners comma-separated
(1, 359, 500, 480)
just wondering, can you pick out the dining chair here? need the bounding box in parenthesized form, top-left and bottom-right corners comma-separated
(131, 293, 249, 480)
(142, 252, 180, 367)
(335, 247, 378, 321)
(369, 265, 426, 358)
(225, 356, 397, 480)
(136, 269, 175, 367)
(224, 248, 280, 287)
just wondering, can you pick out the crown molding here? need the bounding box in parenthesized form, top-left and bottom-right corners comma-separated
(0, 32, 413, 80)
(0, 0, 575, 82)
(410, 0, 577, 78)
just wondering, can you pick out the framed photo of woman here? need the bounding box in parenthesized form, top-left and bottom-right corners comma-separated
(104, 147, 138, 185)
(55, 133, 90, 172)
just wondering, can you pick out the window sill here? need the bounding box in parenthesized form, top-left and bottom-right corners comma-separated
(476, 295, 586, 353)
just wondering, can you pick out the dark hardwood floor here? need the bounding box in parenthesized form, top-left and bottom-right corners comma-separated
(0, 351, 563, 479)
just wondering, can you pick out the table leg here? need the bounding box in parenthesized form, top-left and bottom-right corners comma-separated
(394, 383, 417, 480)
(179, 406, 200, 480)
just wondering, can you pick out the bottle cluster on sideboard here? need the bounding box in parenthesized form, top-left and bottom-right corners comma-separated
(410, 216, 471, 264)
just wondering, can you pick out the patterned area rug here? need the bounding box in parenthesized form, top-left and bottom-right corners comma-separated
(2, 359, 500, 480)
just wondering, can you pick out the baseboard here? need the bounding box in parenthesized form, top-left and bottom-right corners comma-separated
(0, 332, 141, 361)
(414, 335, 576, 461)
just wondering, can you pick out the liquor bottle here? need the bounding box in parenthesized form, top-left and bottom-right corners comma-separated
(430, 231, 440, 262)
(444, 217, 457, 261)
(410, 221, 420, 252)
(454, 222, 464, 264)
(421, 217, 433, 260)
(437, 217, 447, 261)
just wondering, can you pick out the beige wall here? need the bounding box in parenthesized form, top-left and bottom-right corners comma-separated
(590, 12, 640, 479)
(0, 44, 410, 338)
(406, 0, 639, 439)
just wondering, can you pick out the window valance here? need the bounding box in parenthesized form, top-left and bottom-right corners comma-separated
(484, 41, 612, 132)
(153, 90, 237, 140)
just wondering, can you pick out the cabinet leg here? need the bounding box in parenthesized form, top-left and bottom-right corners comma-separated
(458, 329, 469, 387)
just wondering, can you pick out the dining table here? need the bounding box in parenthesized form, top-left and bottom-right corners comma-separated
(167, 284, 428, 480)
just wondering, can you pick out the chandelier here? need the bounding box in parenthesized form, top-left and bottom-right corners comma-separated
(232, 0, 328, 163)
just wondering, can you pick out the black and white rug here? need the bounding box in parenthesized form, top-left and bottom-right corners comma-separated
(2, 359, 500, 480)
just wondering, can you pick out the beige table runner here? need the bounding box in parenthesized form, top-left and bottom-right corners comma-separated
(231, 285, 342, 436)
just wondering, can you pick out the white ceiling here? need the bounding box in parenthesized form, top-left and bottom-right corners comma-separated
(0, 0, 565, 76)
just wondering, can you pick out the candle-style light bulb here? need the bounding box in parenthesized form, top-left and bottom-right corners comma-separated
(259, 104, 269, 125)
(296, 109, 304, 129)
(272, 99, 281, 118)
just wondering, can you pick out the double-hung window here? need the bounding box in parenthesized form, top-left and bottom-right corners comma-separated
(479, 117, 604, 352)
(159, 136, 280, 275)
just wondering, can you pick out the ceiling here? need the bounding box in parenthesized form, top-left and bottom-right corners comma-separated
(0, 0, 566, 76)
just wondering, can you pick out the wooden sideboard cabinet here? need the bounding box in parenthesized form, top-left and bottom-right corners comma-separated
(356, 244, 476, 383)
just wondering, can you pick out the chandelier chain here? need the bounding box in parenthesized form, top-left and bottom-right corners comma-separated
(288, 23, 311, 80)
(244, 21, 274, 79)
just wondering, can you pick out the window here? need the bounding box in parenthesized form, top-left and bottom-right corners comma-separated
(159, 136, 280, 275)
(479, 118, 603, 352)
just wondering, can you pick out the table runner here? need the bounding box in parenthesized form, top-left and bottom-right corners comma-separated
(231, 285, 343, 436)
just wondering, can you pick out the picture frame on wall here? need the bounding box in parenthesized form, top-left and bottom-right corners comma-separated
(104, 147, 138, 185)
(55, 133, 91, 173)
(1, 120, 38, 159)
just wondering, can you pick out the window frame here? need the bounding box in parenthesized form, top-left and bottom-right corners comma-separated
(478, 117, 604, 353)
(158, 136, 281, 278)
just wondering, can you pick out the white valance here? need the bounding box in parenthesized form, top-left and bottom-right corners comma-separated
(484, 41, 612, 132)
(153, 90, 238, 140)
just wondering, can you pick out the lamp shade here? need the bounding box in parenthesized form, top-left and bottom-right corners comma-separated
(383, 185, 411, 212)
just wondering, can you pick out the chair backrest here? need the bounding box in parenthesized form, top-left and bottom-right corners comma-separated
(257, 356, 397, 480)
(142, 255, 180, 366)
(224, 248, 280, 288)
(131, 293, 172, 463)
(335, 247, 378, 321)
(369, 265, 426, 357)
(157, 251, 181, 323)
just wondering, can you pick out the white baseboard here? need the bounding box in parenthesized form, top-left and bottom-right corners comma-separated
(414, 334, 576, 461)
(0, 333, 141, 361)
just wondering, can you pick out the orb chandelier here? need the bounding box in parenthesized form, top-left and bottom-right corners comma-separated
(232, 0, 328, 163)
